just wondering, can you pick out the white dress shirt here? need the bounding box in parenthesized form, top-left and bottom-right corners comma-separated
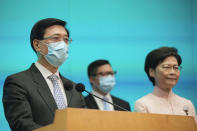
(35, 62, 67, 106)
(92, 90, 114, 111)
(134, 86, 197, 123)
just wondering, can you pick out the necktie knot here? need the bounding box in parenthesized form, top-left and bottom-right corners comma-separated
(48, 74, 59, 82)
(103, 96, 109, 101)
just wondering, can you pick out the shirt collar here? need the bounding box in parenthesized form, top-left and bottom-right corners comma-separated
(92, 89, 111, 99)
(35, 62, 60, 79)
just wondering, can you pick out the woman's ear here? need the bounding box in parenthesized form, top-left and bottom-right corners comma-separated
(149, 68, 155, 78)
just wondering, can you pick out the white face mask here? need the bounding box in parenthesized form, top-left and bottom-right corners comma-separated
(95, 75, 116, 93)
(40, 41, 69, 67)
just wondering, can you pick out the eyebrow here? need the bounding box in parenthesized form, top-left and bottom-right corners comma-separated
(52, 33, 68, 36)
(43, 34, 69, 40)
(162, 64, 178, 66)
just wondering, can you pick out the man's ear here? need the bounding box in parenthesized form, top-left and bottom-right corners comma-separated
(33, 39, 41, 52)
(89, 76, 95, 84)
(149, 68, 155, 78)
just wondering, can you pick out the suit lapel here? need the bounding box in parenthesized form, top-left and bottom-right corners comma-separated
(87, 95, 99, 109)
(29, 64, 57, 113)
(111, 96, 118, 110)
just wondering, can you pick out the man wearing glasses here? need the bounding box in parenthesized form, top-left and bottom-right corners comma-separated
(85, 59, 131, 111)
(2, 18, 86, 131)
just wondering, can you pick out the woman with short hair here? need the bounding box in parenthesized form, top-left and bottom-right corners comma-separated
(134, 47, 196, 123)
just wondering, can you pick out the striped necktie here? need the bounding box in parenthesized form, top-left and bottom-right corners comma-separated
(48, 74, 67, 109)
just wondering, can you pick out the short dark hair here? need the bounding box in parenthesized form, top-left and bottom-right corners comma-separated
(88, 59, 111, 77)
(30, 18, 69, 52)
(145, 47, 182, 85)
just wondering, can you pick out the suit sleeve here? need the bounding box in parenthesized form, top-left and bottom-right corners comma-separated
(2, 76, 41, 131)
(188, 100, 197, 124)
(134, 100, 148, 113)
(125, 101, 131, 111)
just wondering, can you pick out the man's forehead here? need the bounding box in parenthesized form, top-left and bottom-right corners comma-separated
(44, 25, 67, 36)
(96, 64, 112, 72)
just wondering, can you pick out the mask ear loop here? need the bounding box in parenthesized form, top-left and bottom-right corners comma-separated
(37, 40, 49, 56)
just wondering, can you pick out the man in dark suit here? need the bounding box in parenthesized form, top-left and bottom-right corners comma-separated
(85, 60, 131, 111)
(2, 18, 86, 131)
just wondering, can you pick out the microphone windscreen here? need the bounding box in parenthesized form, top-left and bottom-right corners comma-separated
(183, 106, 189, 115)
(183, 106, 189, 111)
(75, 83, 85, 92)
(64, 81, 73, 91)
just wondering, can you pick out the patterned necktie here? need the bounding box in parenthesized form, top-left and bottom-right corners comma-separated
(103, 96, 110, 111)
(48, 74, 67, 109)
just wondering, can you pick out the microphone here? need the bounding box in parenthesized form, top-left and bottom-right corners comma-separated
(75, 83, 130, 112)
(183, 106, 189, 116)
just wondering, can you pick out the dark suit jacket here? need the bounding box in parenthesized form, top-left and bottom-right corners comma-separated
(85, 94, 131, 111)
(2, 64, 86, 131)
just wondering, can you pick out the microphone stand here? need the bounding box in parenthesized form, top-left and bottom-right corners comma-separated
(84, 90, 130, 112)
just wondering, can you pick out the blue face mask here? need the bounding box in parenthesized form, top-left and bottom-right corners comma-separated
(96, 75, 116, 93)
(42, 41, 68, 67)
